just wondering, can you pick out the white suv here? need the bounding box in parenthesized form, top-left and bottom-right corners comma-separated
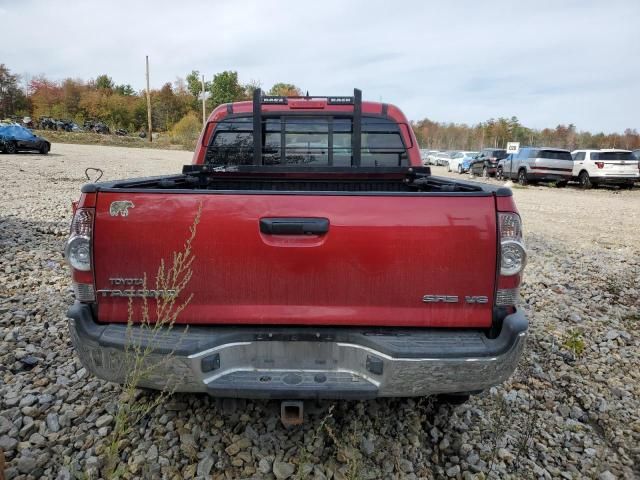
(571, 149, 639, 189)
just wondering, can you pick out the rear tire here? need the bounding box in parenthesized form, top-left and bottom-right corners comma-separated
(518, 169, 528, 186)
(621, 182, 634, 190)
(496, 167, 503, 180)
(5, 141, 17, 154)
(482, 166, 489, 178)
(457, 164, 463, 174)
(579, 171, 592, 189)
(39, 143, 50, 155)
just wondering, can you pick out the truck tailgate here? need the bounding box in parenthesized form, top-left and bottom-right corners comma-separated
(93, 193, 497, 328)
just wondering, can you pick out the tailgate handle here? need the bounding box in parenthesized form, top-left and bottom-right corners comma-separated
(260, 217, 330, 235)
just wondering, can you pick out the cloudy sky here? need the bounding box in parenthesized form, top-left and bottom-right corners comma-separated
(1, 0, 638, 132)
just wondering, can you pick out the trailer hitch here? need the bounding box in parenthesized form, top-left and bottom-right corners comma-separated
(280, 401, 304, 427)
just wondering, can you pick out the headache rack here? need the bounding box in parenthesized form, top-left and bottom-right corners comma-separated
(252, 88, 364, 166)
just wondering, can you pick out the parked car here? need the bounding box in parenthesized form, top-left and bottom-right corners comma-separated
(449, 151, 478, 173)
(497, 147, 572, 186)
(424, 150, 441, 165)
(65, 88, 528, 408)
(0, 124, 50, 154)
(434, 151, 452, 166)
(469, 148, 508, 177)
(571, 149, 639, 189)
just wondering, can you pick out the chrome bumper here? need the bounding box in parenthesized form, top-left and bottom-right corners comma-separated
(67, 304, 527, 399)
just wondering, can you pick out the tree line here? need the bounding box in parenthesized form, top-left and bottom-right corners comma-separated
(1, 63, 639, 151)
(412, 117, 640, 152)
(0, 64, 301, 134)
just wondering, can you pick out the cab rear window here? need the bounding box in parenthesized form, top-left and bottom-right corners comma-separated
(205, 116, 408, 167)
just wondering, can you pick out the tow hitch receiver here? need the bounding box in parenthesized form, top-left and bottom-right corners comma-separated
(281, 401, 304, 427)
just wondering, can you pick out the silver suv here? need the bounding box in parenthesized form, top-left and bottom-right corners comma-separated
(498, 147, 573, 186)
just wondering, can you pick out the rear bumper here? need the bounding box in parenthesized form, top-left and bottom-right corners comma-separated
(67, 303, 528, 399)
(528, 172, 571, 181)
(586, 175, 639, 184)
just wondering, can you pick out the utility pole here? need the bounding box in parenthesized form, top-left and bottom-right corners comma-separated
(201, 74, 206, 125)
(145, 55, 152, 142)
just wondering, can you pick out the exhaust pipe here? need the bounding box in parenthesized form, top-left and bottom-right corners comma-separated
(280, 401, 304, 427)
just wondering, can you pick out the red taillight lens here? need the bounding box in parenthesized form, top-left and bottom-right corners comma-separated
(595, 162, 604, 169)
(496, 213, 526, 307)
(65, 207, 95, 302)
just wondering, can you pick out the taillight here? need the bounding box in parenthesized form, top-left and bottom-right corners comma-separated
(496, 213, 526, 307)
(595, 162, 604, 169)
(65, 206, 95, 302)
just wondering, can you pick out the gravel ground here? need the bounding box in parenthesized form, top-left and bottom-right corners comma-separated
(0, 144, 638, 479)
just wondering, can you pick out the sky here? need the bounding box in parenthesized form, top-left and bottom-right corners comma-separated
(1, 0, 638, 132)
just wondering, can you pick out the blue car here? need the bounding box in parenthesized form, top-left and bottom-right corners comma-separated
(452, 151, 478, 173)
(0, 124, 51, 154)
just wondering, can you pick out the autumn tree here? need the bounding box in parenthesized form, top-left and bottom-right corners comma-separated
(242, 79, 261, 99)
(268, 83, 302, 96)
(29, 76, 63, 118)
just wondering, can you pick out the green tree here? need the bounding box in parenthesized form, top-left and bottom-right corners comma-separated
(208, 71, 244, 108)
(95, 74, 114, 91)
(186, 70, 210, 98)
(114, 84, 135, 96)
(0, 64, 28, 118)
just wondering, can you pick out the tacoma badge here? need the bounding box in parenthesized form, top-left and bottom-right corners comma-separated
(109, 200, 134, 217)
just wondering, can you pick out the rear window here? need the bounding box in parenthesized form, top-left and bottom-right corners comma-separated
(205, 116, 408, 167)
(537, 150, 572, 160)
(591, 151, 635, 161)
(491, 149, 507, 159)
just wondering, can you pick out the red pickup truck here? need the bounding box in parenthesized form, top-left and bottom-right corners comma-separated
(66, 90, 528, 404)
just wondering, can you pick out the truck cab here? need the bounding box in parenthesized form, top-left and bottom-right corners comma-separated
(192, 91, 419, 168)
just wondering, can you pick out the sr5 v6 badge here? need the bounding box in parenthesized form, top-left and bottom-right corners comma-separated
(423, 295, 488, 304)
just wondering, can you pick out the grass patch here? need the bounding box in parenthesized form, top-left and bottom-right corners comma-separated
(34, 129, 190, 151)
(563, 329, 586, 357)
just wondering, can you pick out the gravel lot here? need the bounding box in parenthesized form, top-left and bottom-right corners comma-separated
(1, 144, 638, 479)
